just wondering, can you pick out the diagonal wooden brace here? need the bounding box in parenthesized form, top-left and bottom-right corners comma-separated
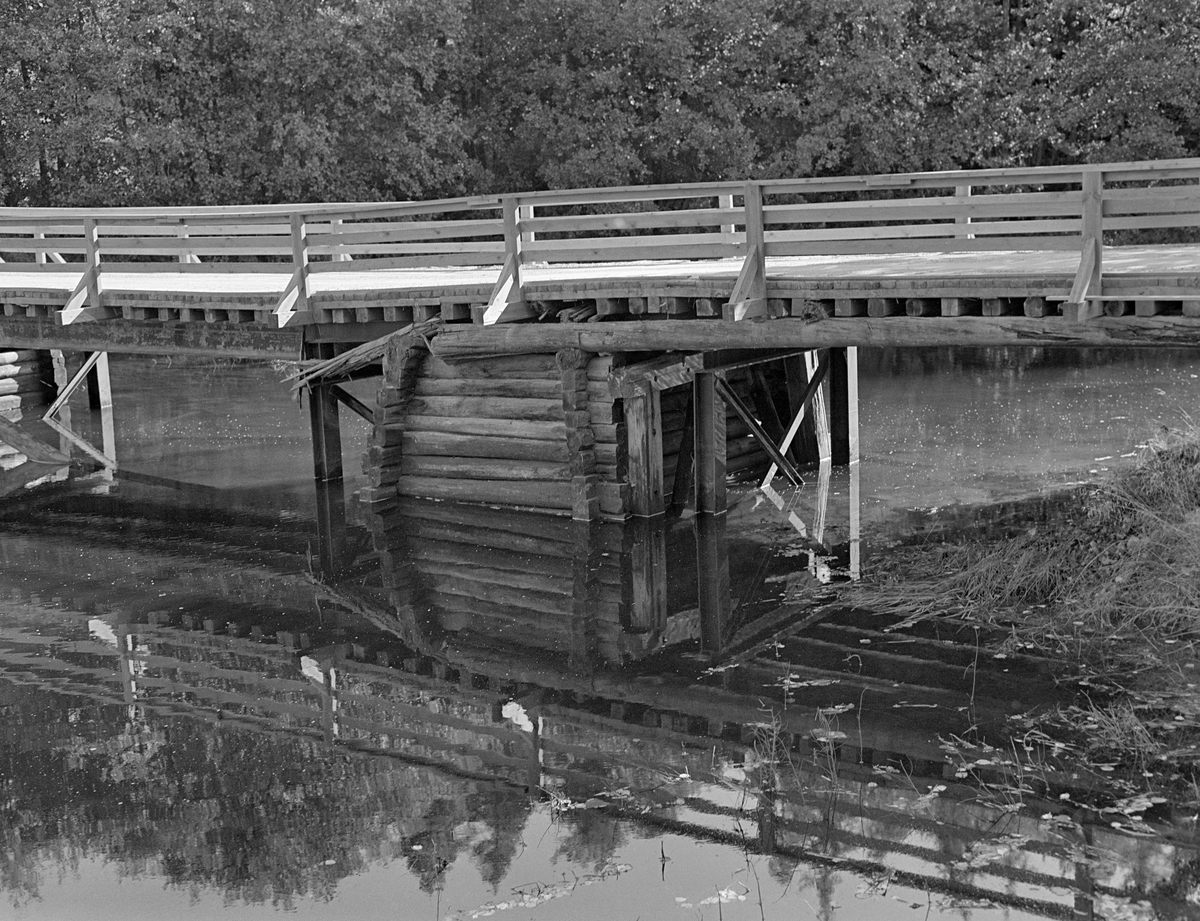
(1062, 238, 1103, 322)
(723, 243, 768, 321)
(714, 376, 804, 486)
(481, 253, 536, 325)
(761, 352, 829, 488)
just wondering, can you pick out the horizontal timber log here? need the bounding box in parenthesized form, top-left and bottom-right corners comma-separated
(414, 377, 562, 399)
(391, 416, 567, 440)
(0, 316, 302, 358)
(396, 430, 572, 462)
(397, 476, 574, 510)
(409, 545, 573, 588)
(395, 520, 573, 559)
(431, 317, 1200, 356)
(399, 456, 572, 481)
(393, 497, 579, 542)
(425, 354, 561, 378)
(402, 395, 564, 421)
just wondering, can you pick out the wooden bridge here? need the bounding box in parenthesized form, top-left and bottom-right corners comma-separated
(2, 156, 1200, 354)
(3, 157, 1199, 524)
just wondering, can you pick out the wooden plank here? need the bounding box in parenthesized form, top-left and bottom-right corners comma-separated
(415, 376, 562, 399)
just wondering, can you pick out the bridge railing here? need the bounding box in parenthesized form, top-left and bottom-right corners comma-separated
(0, 157, 1198, 326)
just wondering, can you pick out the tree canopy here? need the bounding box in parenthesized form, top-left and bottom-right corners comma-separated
(1, 0, 1197, 206)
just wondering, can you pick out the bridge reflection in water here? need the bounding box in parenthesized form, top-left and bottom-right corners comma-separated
(0, 483, 1194, 919)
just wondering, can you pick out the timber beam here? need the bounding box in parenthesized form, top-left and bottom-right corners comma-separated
(431, 316, 1200, 359)
(0, 316, 302, 358)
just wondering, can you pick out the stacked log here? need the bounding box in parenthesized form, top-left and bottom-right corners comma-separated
(0, 349, 54, 420)
(586, 354, 629, 517)
(364, 498, 630, 664)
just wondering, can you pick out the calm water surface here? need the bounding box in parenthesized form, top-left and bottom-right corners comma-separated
(1, 349, 1198, 921)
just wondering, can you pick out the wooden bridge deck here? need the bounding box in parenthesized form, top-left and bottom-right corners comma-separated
(2, 157, 1200, 356)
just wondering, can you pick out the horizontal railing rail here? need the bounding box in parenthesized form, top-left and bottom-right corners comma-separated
(0, 156, 1197, 327)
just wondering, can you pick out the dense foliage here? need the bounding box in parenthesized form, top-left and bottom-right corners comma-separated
(2, 0, 1198, 206)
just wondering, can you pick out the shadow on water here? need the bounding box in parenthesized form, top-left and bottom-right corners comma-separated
(0, 351, 1198, 919)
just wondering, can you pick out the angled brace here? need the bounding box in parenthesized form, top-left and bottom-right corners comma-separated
(1062, 239, 1102, 322)
(714, 376, 804, 487)
(272, 274, 313, 328)
(723, 243, 768, 321)
(481, 254, 536, 325)
(58, 268, 117, 324)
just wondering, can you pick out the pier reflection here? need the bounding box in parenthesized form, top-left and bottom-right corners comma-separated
(0, 483, 1194, 918)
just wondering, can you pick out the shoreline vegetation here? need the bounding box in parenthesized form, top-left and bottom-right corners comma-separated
(844, 423, 1200, 816)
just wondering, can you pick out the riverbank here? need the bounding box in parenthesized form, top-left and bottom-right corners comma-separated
(844, 425, 1200, 820)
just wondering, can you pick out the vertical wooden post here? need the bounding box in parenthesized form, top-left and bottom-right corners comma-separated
(558, 347, 597, 520)
(669, 391, 695, 513)
(695, 511, 731, 654)
(519, 204, 536, 244)
(34, 231, 46, 265)
(955, 184, 973, 239)
(744, 181, 765, 259)
(83, 218, 102, 313)
(331, 218, 351, 261)
(86, 352, 112, 410)
(1082, 170, 1104, 297)
(846, 346, 861, 579)
(310, 389, 342, 482)
(694, 372, 726, 515)
(628, 516, 668, 635)
(783, 355, 819, 463)
(290, 213, 310, 316)
(626, 389, 664, 517)
(718, 193, 735, 236)
(828, 349, 851, 466)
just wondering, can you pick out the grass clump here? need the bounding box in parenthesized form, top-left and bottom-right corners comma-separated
(847, 425, 1200, 785)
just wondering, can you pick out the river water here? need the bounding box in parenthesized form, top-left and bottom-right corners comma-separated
(1, 348, 1198, 921)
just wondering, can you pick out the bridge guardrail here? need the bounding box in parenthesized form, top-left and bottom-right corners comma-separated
(0, 157, 1198, 327)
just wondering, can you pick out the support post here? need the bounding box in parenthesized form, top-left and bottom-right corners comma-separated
(829, 348, 851, 465)
(695, 512, 731, 654)
(481, 198, 536, 324)
(626, 389, 664, 517)
(694, 372, 726, 515)
(86, 352, 111, 410)
(309, 383, 342, 482)
(724, 183, 768, 321)
(955, 184, 974, 239)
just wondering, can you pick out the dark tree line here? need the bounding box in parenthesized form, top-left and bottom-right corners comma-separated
(2, 0, 1198, 207)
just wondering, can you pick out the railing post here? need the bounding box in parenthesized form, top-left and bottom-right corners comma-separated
(481, 197, 534, 324)
(1082, 169, 1103, 295)
(719, 193, 735, 236)
(83, 218, 102, 313)
(331, 218, 351, 261)
(725, 182, 769, 320)
(177, 220, 200, 264)
(519, 204, 536, 244)
(290, 212, 310, 316)
(34, 231, 46, 265)
(955, 184, 973, 239)
(1064, 170, 1104, 321)
(744, 181, 765, 261)
(503, 197, 524, 286)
